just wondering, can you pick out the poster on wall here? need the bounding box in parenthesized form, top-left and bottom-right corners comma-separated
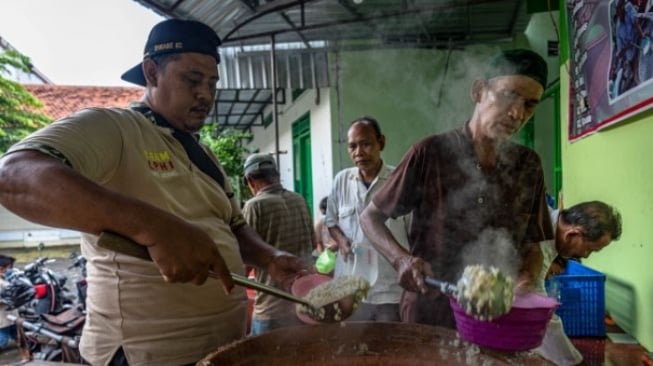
(567, 0, 653, 142)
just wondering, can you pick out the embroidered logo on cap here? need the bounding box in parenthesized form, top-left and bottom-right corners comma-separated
(152, 42, 184, 53)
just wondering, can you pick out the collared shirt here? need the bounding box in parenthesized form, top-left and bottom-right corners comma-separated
(325, 164, 411, 305)
(242, 183, 314, 322)
(8, 107, 247, 366)
(373, 124, 553, 328)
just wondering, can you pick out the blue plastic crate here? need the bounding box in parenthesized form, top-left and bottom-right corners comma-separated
(545, 260, 606, 337)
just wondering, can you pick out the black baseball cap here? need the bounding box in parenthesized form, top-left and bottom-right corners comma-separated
(121, 18, 222, 86)
(485, 49, 548, 89)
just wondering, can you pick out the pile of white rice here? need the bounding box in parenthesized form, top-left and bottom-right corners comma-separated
(456, 265, 513, 320)
(300, 275, 369, 321)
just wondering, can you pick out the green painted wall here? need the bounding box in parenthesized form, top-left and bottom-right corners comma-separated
(560, 19, 653, 352)
(525, 12, 562, 201)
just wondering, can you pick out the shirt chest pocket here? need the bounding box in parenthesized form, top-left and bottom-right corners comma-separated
(337, 205, 359, 239)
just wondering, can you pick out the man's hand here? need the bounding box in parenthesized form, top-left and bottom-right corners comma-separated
(326, 226, 353, 262)
(335, 237, 353, 262)
(142, 221, 234, 293)
(325, 239, 339, 252)
(266, 251, 313, 291)
(394, 254, 433, 295)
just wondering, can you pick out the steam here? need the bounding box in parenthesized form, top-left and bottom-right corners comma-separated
(460, 227, 520, 282)
(427, 45, 505, 131)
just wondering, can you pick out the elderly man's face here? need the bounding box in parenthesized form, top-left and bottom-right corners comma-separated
(150, 53, 218, 133)
(474, 75, 544, 140)
(347, 122, 384, 173)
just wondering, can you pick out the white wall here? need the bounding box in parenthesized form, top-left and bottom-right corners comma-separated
(0, 206, 80, 247)
(308, 91, 334, 210)
(246, 88, 333, 217)
(525, 12, 561, 84)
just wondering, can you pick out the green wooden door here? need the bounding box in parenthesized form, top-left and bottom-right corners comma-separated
(292, 114, 313, 215)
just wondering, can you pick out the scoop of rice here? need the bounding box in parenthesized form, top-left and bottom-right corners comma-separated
(456, 265, 513, 320)
(300, 275, 369, 321)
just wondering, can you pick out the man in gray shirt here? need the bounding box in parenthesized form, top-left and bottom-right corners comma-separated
(326, 117, 410, 321)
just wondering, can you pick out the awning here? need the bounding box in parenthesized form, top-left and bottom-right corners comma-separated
(133, 0, 540, 131)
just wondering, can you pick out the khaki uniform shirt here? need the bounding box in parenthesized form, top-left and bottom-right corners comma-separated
(8, 107, 248, 366)
(242, 183, 313, 323)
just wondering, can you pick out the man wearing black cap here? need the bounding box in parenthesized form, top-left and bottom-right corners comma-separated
(360, 49, 554, 328)
(0, 19, 309, 365)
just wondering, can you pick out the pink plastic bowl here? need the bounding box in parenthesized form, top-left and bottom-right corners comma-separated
(450, 292, 560, 351)
(290, 274, 333, 325)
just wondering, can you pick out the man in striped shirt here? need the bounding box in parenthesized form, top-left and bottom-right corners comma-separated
(242, 153, 315, 335)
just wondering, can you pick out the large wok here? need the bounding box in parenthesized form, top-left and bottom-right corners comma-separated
(198, 322, 553, 366)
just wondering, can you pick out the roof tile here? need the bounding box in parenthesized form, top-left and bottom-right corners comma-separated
(23, 84, 144, 120)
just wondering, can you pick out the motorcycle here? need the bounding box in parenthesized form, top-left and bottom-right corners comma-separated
(1, 268, 35, 311)
(22, 257, 75, 315)
(8, 304, 86, 363)
(68, 252, 87, 310)
(1, 255, 88, 363)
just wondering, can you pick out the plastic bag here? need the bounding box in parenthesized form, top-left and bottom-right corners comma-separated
(315, 249, 336, 274)
(350, 241, 379, 286)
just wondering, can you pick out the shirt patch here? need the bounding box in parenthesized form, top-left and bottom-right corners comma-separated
(144, 150, 175, 172)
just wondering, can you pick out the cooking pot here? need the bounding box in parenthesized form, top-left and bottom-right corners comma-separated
(198, 322, 553, 365)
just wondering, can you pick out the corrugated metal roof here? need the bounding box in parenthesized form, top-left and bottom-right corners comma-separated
(135, 0, 531, 47)
(211, 88, 284, 130)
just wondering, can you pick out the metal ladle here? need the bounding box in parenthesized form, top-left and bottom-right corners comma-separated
(96, 232, 354, 323)
(424, 267, 513, 320)
(294, 275, 369, 324)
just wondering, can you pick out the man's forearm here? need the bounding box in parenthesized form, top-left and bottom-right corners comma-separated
(518, 243, 544, 286)
(360, 202, 411, 269)
(327, 225, 348, 247)
(0, 150, 173, 243)
(234, 224, 279, 269)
